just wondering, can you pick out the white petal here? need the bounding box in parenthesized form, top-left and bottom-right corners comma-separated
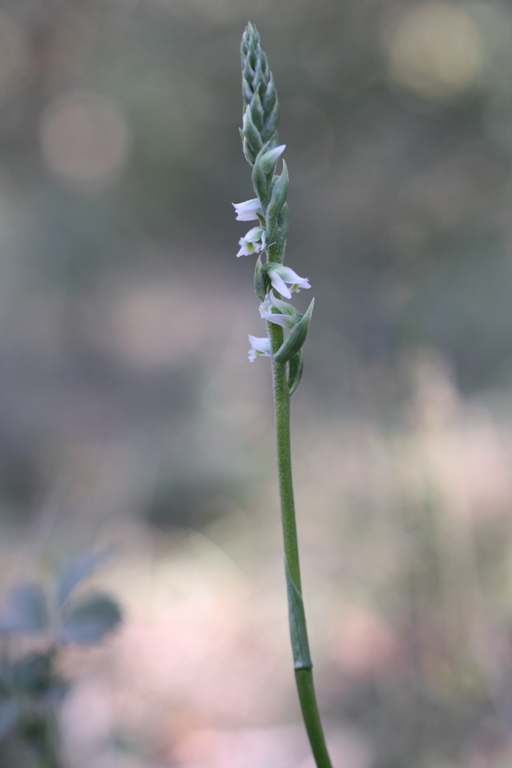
(236, 238, 252, 257)
(232, 199, 262, 221)
(259, 306, 295, 328)
(248, 335, 271, 353)
(267, 293, 297, 315)
(236, 227, 266, 258)
(276, 266, 311, 289)
(248, 335, 271, 360)
(268, 269, 292, 299)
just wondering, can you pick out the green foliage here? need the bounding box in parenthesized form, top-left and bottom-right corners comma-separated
(237, 24, 313, 389)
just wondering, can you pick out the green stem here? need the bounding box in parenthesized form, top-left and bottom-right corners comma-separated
(268, 322, 333, 768)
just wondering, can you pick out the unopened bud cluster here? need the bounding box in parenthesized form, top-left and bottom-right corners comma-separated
(233, 23, 313, 395)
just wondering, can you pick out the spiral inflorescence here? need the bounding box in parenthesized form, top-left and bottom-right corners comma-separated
(234, 23, 314, 395)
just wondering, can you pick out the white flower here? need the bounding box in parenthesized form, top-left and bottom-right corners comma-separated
(236, 227, 266, 258)
(259, 293, 300, 328)
(248, 335, 271, 362)
(232, 198, 263, 221)
(267, 265, 311, 300)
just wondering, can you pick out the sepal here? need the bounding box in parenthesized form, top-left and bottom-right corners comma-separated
(251, 144, 286, 209)
(263, 100, 280, 144)
(287, 352, 304, 396)
(274, 298, 314, 364)
(259, 293, 301, 328)
(259, 144, 285, 175)
(266, 203, 289, 263)
(266, 161, 289, 233)
(251, 143, 273, 207)
(254, 254, 267, 301)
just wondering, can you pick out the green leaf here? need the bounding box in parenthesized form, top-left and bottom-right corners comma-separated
(0, 583, 49, 635)
(57, 593, 122, 645)
(285, 558, 312, 670)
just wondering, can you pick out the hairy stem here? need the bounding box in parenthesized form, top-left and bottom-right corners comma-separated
(268, 321, 333, 768)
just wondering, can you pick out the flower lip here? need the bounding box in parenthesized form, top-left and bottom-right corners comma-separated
(232, 198, 263, 221)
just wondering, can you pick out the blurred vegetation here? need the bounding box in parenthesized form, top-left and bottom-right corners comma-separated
(0, 552, 121, 768)
(2, 0, 512, 766)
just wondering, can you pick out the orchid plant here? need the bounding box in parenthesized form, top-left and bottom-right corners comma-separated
(233, 23, 333, 768)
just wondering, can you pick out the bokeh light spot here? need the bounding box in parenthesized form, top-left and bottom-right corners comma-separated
(385, 2, 485, 103)
(40, 92, 130, 188)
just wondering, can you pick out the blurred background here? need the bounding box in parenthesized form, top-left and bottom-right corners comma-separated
(2, 0, 512, 765)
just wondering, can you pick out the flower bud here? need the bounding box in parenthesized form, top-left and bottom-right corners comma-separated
(262, 76, 277, 117)
(241, 23, 280, 166)
(259, 144, 286, 175)
(250, 90, 264, 133)
(242, 109, 263, 157)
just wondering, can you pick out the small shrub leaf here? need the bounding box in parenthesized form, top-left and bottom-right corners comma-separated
(57, 593, 122, 645)
(0, 583, 49, 635)
(56, 548, 113, 608)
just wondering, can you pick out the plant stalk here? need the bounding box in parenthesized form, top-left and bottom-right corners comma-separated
(268, 321, 333, 768)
